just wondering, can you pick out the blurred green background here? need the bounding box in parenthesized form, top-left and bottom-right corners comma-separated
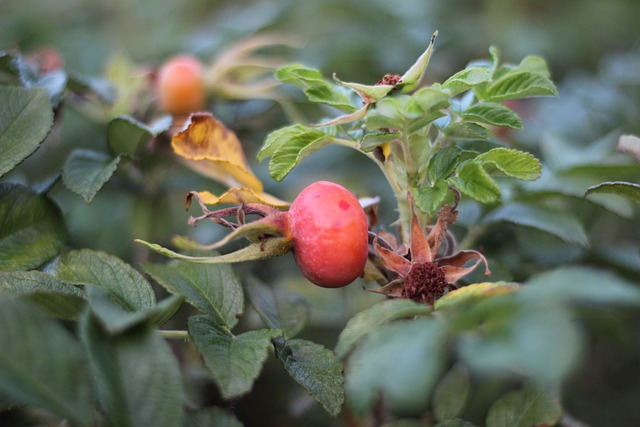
(2, 1, 640, 426)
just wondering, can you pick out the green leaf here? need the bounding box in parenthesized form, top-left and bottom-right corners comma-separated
(482, 203, 589, 247)
(435, 282, 519, 312)
(360, 131, 401, 153)
(67, 71, 117, 104)
(0, 86, 53, 177)
(486, 382, 562, 427)
(0, 299, 94, 426)
(108, 115, 171, 158)
(428, 145, 462, 183)
(345, 318, 446, 417)
(525, 266, 640, 306)
(473, 147, 541, 180)
(333, 73, 394, 103)
(442, 66, 492, 95)
(585, 181, 640, 204)
(184, 407, 243, 427)
(245, 278, 310, 339)
(479, 71, 558, 102)
(189, 315, 280, 399)
(443, 122, 492, 140)
(269, 128, 333, 181)
(335, 299, 432, 359)
(461, 102, 522, 129)
(0, 183, 67, 271)
(257, 124, 307, 162)
(399, 31, 438, 92)
(406, 86, 451, 116)
(433, 364, 471, 422)
(0, 270, 85, 319)
(449, 162, 501, 203)
(412, 180, 450, 216)
(143, 260, 244, 329)
(434, 419, 477, 427)
(54, 249, 156, 310)
(274, 337, 344, 417)
(62, 149, 121, 203)
(80, 313, 184, 427)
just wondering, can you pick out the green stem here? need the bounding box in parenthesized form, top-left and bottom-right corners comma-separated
(457, 224, 486, 251)
(160, 330, 191, 340)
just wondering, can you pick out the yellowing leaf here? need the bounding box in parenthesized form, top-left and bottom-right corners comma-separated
(194, 188, 290, 208)
(172, 113, 263, 191)
(435, 281, 519, 310)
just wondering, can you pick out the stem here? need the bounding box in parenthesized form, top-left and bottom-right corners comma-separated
(458, 224, 486, 251)
(160, 330, 191, 340)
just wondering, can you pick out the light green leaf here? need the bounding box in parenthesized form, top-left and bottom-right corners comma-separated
(313, 104, 369, 127)
(486, 382, 562, 427)
(585, 181, 640, 204)
(482, 203, 589, 247)
(0, 183, 67, 271)
(0, 299, 94, 427)
(433, 364, 471, 422)
(335, 299, 432, 359)
(399, 31, 438, 92)
(108, 115, 171, 158)
(67, 71, 117, 104)
(54, 249, 156, 311)
(80, 313, 184, 427)
(442, 67, 492, 95)
(274, 337, 344, 417)
(333, 73, 394, 103)
(428, 145, 462, 183)
(143, 260, 244, 329)
(184, 406, 243, 427)
(449, 162, 501, 204)
(345, 318, 446, 417)
(304, 85, 357, 112)
(189, 315, 280, 399)
(461, 102, 522, 129)
(0, 270, 85, 319)
(479, 71, 558, 102)
(245, 278, 310, 339)
(473, 147, 541, 180)
(0, 86, 53, 177)
(269, 128, 333, 181)
(62, 149, 121, 203)
(360, 131, 401, 153)
(257, 124, 307, 162)
(412, 180, 450, 216)
(443, 122, 492, 140)
(406, 86, 450, 116)
(435, 282, 519, 312)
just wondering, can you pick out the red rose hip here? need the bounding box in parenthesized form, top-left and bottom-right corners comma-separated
(288, 181, 369, 288)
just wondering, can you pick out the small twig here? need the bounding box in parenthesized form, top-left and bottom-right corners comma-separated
(160, 330, 191, 340)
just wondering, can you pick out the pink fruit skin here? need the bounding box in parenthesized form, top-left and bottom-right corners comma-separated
(289, 181, 369, 288)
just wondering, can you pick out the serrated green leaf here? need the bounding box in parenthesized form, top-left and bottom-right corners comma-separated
(143, 260, 244, 329)
(189, 315, 280, 399)
(184, 406, 243, 427)
(482, 203, 589, 247)
(486, 383, 562, 427)
(0, 299, 94, 426)
(80, 313, 184, 427)
(360, 131, 401, 152)
(406, 86, 450, 117)
(449, 162, 501, 203)
(257, 124, 308, 162)
(54, 249, 156, 310)
(107, 115, 162, 158)
(274, 337, 344, 417)
(479, 71, 558, 102)
(443, 122, 492, 140)
(461, 102, 522, 129)
(517, 55, 552, 77)
(245, 278, 310, 339)
(0, 270, 85, 319)
(0, 52, 23, 83)
(473, 147, 541, 180)
(433, 364, 471, 422)
(585, 181, 640, 204)
(428, 145, 462, 183)
(0, 86, 53, 177)
(335, 299, 432, 359)
(0, 183, 67, 271)
(62, 149, 121, 203)
(275, 64, 325, 88)
(345, 318, 446, 417)
(304, 85, 357, 112)
(412, 180, 450, 216)
(442, 67, 492, 95)
(269, 129, 333, 181)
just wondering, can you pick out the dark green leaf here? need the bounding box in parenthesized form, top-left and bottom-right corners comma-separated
(412, 180, 450, 216)
(54, 249, 156, 310)
(428, 145, 462, 183)
(461, 102, 522, 129)
(108, 115, 169, 158)
(433, 364, 471, 422)
(442, 66, 492, 95)
(434, 419, 477, 427)
(360, 131, 401, 152)
(274, 338, 344, 417)
(269, 128, 333, 181)
(0, 183, 67, 271)
(481, 203, 589, 247)
(443, 122, 492, 140)
(0, 86, 53, 177)
(0, 299, 94, 426)
(585, 181, 640, 204)
(335, 299, 432, 359)
(143, 260, 244, 328)
(62, 149, 121, 203)
(304, 85, 357, 112)
(0, 270, 85, 319)
(449, 162, 501, 204)
(345, 318, 446, 417)
(184, 406, 243, 427)
(80, 313, 184, 427)
(189, 315, 280, 399)
(473, 148, 541, 180)
(486, 382, 562, 427)
(246, 278, 310, 339)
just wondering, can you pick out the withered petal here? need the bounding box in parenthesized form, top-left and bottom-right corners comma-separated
(409, 204, 433, 263)
(365, 278, 404, 298)
(374, 235, 412, 276)
(438, 250, 491, 283)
